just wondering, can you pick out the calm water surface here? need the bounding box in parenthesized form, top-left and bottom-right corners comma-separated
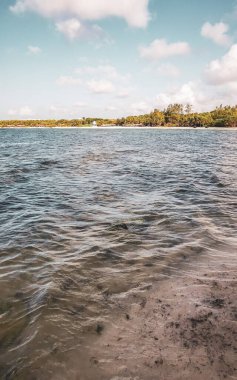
(0, 128, 236, 379)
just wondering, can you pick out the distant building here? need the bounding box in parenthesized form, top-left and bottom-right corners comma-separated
(92, 121, 97, 128)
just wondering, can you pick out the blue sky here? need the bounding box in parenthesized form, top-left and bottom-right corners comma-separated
(1, 0, 237, 119)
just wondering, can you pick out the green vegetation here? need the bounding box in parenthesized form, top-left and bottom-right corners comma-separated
(116, 104, 237, 128)
(0, 117, 115, 128)
(1, 104, 237, 128)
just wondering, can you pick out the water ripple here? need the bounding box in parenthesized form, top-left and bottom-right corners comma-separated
(0, 128, 236, 379)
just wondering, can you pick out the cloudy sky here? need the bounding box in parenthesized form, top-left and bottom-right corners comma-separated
(1, 0, 237, 119)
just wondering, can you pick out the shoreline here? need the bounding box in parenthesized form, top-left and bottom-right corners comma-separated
(1, 126, 237, 130)
(73, 256, 237, 380)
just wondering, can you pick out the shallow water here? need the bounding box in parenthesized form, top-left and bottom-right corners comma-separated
(0, 128, 236, 379)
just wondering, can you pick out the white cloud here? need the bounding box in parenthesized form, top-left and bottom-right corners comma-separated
(155, 82, 205, 110)
(56, 18, 83, 40)
(157, 63, 180, 77)
(49, 105, 59, 113)
(105, 105, 117, 111)
(56, 75, 82, 86)
(49, 104, 86, 117)
(201, 22, 232, 46)
(8, 106, 34, 117)
(27, 45, 41, 54)
(10, 0, 150, 28)
(56, 63, 131, 96)
(93, 31, 115, 49)
(74, 101, 87, 107)
(55, 19, 113, 43)
(75, 64, 129, 81)
(20, 106, 33, 116)
(139, 38, 190, 61)
(131, 101, 152, 114)
(117, 88, 132, 98)
(205, 44, 237, 85)
(87, 79, 115, 94)
(8, 109, 17, 116)
(154, 78, 237, 112)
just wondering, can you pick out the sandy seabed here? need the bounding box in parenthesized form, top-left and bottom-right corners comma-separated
(73, 257, 237, 380)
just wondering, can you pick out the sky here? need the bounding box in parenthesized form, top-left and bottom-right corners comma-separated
(1, 0, 237, 119)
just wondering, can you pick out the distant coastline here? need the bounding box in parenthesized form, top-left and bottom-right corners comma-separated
(1, 104, 237, 129)
(1, 125, 237, 130)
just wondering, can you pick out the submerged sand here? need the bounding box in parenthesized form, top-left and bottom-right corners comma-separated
(78, 258, 237, 380)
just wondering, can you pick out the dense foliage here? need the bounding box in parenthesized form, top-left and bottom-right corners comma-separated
(1, 104, 237, 128)
(0, 117, 115, 128)
(116, 104, 237, 128)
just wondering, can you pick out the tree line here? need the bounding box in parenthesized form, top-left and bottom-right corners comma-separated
(116, 104, 237, 128)
(1, 104, 237, 128)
